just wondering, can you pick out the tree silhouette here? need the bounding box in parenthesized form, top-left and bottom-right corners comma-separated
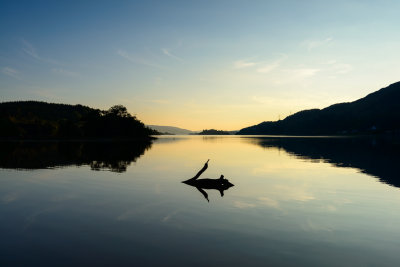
(106, 105, 132, 118)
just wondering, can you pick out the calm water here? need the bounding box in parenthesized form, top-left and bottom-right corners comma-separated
(1, 136, 400, 266)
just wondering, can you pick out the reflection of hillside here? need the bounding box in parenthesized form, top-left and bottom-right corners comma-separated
(243, 136, 400, 188)
(0, 141, 152, 172)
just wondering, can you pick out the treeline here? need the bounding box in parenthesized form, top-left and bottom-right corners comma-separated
(197, 129, 232, 135)
(0, 101, 158, 139)
(238, 81, 400, 135)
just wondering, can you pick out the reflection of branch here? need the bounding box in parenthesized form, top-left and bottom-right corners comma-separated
(196, 187, 209, 202)
(219, 189, 224, 197)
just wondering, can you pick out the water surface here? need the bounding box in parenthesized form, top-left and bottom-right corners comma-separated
(1, 136, 400, 266)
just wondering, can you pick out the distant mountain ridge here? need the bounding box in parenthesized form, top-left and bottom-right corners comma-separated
(147, 125, 197, 135)
(237, 81, 400, 135)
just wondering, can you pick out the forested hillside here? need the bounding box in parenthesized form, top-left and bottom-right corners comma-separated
(237, 82, 400, 135)
(0, 101, 157, 139)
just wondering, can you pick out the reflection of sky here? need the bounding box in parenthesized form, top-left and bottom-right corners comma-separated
(1, 136, 400, 265)
(2, 1, 400, 130)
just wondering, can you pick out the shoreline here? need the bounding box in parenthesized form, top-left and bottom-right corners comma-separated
(0, 136, 157, 142)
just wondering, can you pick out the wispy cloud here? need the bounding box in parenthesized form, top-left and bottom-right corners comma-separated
(256, 54, 287, 73)
(257, 54, 288, 73)
(291, 68, 320, 78)
(234, 60, 257, 69)
(270, 66, 320, 85)
(21, 38, 59, 64)
(326, 60, 353, 74)
(303, 37, 333, 51)
(52, 68, 79, 77)
(117, 49, 132, 61)
(1, 67, 20, 79)
(117, 49, 165, 69)
(256, 62, 280, 73)
(235, 54, 287, 73)
(22, 39, 40, 59)
(333, 63, 352, 74)
(162, 48, 183, 62)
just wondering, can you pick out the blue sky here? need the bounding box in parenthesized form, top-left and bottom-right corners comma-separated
(1, 0, 400, 130)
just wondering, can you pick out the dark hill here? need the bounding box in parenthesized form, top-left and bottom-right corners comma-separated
(0, 101, 156, 139)
(197, 129, 232, 135)
(237, 82, 400, 135)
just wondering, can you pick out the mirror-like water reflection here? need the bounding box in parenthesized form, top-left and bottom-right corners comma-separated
(1, 135, 400, 266)
(0, 140, 152, 172)
(241, 135, 400, 188)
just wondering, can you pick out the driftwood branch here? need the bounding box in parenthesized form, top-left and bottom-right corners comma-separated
(189, 159, 209, 181)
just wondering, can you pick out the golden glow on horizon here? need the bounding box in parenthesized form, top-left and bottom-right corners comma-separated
(125, 87, 376, 131)
(113, 67, 398, 130)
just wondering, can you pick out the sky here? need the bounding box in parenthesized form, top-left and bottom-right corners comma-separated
(1, 0, 400, 130)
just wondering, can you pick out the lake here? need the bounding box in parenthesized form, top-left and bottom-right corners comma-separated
(1, 135, 400, 266)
